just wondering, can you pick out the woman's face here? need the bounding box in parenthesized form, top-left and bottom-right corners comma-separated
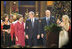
(5, 16, 9, 21)
(62, 17, 65, 22)
(19, 17, 23, 22)
(21, 17, 23, 22)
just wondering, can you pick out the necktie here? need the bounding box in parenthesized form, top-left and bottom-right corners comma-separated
(32, 19, 34, 28)
(46, 18, 50, 25)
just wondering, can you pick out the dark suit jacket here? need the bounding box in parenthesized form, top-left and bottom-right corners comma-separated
(41, 16, 56, 35)
(25, 18, 39, 38)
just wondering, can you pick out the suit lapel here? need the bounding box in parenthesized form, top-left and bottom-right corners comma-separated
(45, 17, 47, 25)
(45, 17, 51, 25)
(30, 19, 32, 27)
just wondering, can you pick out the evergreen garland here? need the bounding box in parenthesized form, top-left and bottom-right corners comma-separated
(52, 1, 71, 19)
(44, 23, 62, 33)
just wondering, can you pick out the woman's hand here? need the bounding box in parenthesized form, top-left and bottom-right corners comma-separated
(5, 30, 9, 32)
(60, 23, 64, 27)
(16, 36, 18, 41)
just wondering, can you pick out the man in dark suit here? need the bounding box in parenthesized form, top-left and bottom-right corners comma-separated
(25, 11, 40, 47)
(41, 10, 56, 48)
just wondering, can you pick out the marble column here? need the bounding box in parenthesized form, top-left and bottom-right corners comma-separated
(6, 1, 10, 15)
(40, 1, 47, 17)
(35, 1, 39, 17)
(1, 1, 4, 16)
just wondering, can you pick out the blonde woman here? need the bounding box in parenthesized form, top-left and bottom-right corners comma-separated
(58, 15, 70, 48)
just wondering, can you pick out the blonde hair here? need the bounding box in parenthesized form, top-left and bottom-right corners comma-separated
(62, 15, 70, 24)
(62, 15, 70, 31)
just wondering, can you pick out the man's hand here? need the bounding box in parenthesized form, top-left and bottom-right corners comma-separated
(37, 34, 40, 39)
(26, 35, 29, 39)
(41, 34, 44, 38)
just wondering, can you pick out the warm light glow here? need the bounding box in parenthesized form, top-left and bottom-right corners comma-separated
(47, 1, 54, 6)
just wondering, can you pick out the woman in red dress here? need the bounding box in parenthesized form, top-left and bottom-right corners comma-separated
(1, 21, 3, 45)
(10, 14, 18, 45)
(15, 14, 25, 47)
(1, 23, 3, 32)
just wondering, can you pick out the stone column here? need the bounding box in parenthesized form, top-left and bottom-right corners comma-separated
(16, 1, 19, 13)
(6, 1, 10, 15)
(1, 1, 4, 16)
(35, 1, 39, 17)
(40, 1, 47, 17)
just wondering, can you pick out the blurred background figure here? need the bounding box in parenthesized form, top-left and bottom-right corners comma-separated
(2, 14, 12, 47)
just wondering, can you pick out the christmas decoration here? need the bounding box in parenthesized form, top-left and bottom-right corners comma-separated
(44, 23, 62, 33)
(52, 1, 71, 19)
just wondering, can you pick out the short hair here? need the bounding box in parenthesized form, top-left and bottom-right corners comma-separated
(2, 14, 8, 21)
(29, 11, 34, 16)
(17, 14, 23, 20)
(45, 10, 50, 13)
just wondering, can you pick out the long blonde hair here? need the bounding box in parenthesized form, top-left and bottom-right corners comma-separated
(62, 15, 70, 31)
(62, 15, 70, 24)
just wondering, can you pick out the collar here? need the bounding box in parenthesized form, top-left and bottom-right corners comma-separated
(46, 16, 50, 20)
(31, 17, 35, 22)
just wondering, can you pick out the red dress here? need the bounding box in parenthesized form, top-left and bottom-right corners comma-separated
(10, 23, 15, 40)
(69, 26, 71, 32)
(15, 21, 25, 46)
(1, 25, 3, 30)
(10, 20, 18, 40)
(1, 25, 3, 36)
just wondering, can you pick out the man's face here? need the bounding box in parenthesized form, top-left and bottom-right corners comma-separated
(29, 13, 34, 19)
(45, 11, 50, 17)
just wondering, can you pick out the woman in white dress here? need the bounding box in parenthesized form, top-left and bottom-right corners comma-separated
(58, 15, 70, 48)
